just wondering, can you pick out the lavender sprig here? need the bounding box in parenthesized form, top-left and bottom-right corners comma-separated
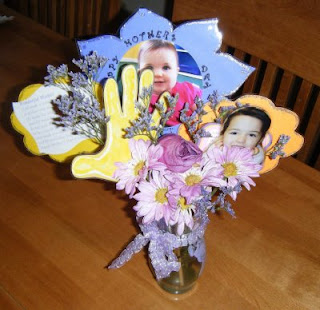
(267, 134, 291, 159)
(72, 52, 107, 80)
(207, 90, 219, 112)
(180, 96, 209, 143)
(155, 94, 178, 134)
(44, 64, 70, 92)
(45, 51, 107, 97)
(45, 52, 109, 145)
(208, 184, 243, 218)
(53, 93, 109, 145)
(124, 88, 178, 143)
(215, 101, 249, 124)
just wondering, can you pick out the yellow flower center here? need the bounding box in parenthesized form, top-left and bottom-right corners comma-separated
(178, 197, 191, 210)
(155, 188, 168, 204)
(134, 161, 145, 176)
(223, 162, 238, 177)
(185, 174, 202, 186)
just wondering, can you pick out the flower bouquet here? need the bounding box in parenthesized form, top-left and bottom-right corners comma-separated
(104, 85, 273, 293)
(11, 9, 304, 295)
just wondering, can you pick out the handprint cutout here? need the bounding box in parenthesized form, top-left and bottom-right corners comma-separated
(71, 65, 158, 182)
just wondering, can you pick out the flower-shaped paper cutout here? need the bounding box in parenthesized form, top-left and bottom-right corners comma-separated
(11, 84, 100, 162)
(77, 8, 254, 101)
(72, 65, 163, 181)
(182, 95, 304, 174)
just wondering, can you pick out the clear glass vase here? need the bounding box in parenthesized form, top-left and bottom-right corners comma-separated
(157, 237, 206, 294)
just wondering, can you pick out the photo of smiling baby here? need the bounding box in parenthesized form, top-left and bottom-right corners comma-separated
(138, 40, 202, 126)
(199, 106, 271, 164)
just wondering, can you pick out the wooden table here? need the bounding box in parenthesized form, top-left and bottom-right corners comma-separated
(1, 5, 320, 310)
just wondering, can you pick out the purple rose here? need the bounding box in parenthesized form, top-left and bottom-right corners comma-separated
(158, 134, 203, 173)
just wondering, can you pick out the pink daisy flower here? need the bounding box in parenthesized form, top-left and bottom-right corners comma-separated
(113, 139, 166, 198)
(133, 171, 174, 225)
(166, 162, 226, 204)
(206, 146, 262, 200)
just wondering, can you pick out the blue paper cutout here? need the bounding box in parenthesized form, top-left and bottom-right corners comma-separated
(77, 8, 254, 101)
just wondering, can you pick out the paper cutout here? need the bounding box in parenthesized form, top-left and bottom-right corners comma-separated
(72, 65, 159, 181)
(11, 8, 303, 175)
(77, 8, 254, 102)
(180, 95, 304, 173)
(72, 9, 303, 178)
(11, 84, 100, 162)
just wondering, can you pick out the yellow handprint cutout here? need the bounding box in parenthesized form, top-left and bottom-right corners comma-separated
(71, 65, 161, 182)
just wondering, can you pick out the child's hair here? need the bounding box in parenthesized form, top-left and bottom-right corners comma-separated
(221, 106, 271, 139)
(138, 40, 179, 68)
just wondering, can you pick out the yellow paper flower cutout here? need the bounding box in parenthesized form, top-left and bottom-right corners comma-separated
(179, 95, 304, 174)
(11, 84, 100, 162)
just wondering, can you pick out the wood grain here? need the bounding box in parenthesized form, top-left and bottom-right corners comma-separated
(1, 4, 320, 310)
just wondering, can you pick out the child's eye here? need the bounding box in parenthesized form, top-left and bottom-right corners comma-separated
(229, 131, 237, 135)
(163, 65, 171, 70)
(249, 133, 257, 137)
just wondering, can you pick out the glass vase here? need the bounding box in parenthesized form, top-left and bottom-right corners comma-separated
(157, 237, 206, 294)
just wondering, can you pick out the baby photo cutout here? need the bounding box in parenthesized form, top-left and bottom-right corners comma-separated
(192, 96, 304, 174)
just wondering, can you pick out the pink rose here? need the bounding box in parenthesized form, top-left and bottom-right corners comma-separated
(158, 134, 203, 173)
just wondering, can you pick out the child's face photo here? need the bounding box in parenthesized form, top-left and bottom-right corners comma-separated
(223, 115, 263, 149)
(139, 47, 179, 95)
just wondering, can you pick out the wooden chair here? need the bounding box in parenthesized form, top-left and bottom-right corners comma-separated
(4, 0, 121, 38)
(172, 0, 320, 170)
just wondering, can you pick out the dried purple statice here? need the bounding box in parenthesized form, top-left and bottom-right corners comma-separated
(180, 96, 209, 143)
(210, 184, 242, 218)
(44, 64, 69, 91)
(72, 51, 107, 80)
(124, 88, 177, 143)
(53, 91, 109, 145)
(268, 134, 291, 159)
(45, 52, 109, 145)
(207, 90, 219, 111)
(215, 101, 249, 124)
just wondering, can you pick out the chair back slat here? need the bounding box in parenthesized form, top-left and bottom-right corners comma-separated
(315, 153, 320, 170)
(259, 63, 277, 98)
(274, 71, 295, 108)
(66, 0, 76, 38)
(84, 0, 94, 37)
(94, 0, 103, 35)
(75, 0, 85, 36)
(58, 0, 66, 35)
(297, 94, 320, 164)
(233, 49, 246, 63)
(29, 0, 38, 21)
(293, 80, 313, 119)
(38, 0, 48, 26)
(219, 42, 228, 53)
(242, 56, 262, 94)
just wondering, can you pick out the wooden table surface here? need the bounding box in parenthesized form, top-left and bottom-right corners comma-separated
(1, 5, 320, 310)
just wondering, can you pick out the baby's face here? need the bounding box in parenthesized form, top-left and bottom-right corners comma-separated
(139, 47, 179, 95)
(223, 115, 263, 149)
